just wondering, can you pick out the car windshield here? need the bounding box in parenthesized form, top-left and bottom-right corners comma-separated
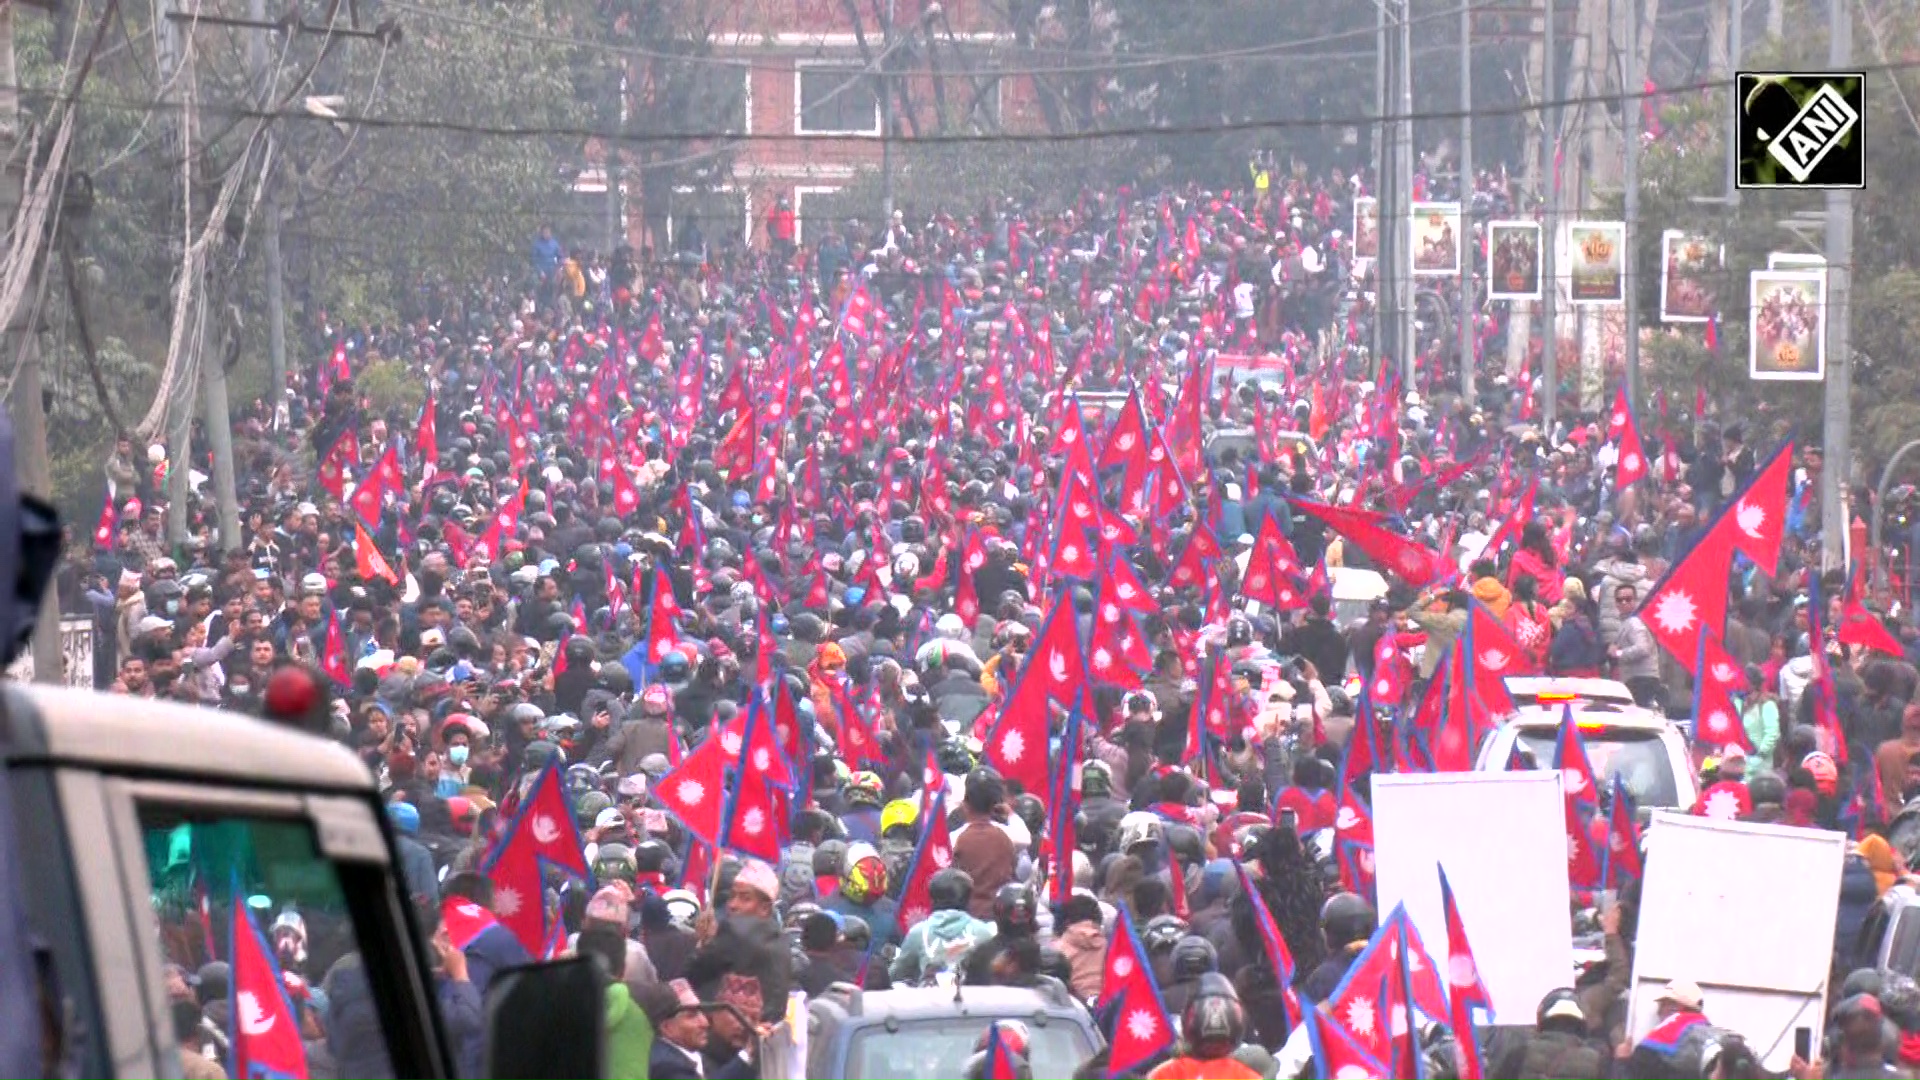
(845, 1016, 1095, 1080)
(1518, 728, 1681, 808)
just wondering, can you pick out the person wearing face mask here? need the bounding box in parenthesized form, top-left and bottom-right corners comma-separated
(437, 717, 478, 798)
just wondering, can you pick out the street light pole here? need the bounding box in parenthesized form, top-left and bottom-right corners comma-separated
(1821, 0, 1854, 571)
(1459, 0, 1475, 403)
(1621, 0, 1641, 406)
(1541, 0, 1559, 435)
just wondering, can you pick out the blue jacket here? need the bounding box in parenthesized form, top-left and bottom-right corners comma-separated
(464, 922, 534, 999)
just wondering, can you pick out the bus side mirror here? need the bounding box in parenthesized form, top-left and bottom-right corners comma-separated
(484, 957, 604, 1080)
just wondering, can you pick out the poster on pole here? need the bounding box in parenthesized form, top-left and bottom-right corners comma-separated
(1352, 197, 1379, 260)
(1411, 202, 1462, 277)
(1659, 231, 1718, 322)
(1768, 251, 1827, 272)
(1750, 269, 1827, 381)
(1567, 222, 1626, 304)
(1487, 220, 1543, 300)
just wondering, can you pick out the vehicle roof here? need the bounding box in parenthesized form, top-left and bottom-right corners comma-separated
(1504, 702, 1675, 733)
(1503, 676, 1636, 702)
(811, 984, 1089, 1023)
(0, 683, 374, 792)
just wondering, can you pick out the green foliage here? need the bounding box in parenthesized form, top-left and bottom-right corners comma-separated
(353, 357, 425, 418)
(43, 335, 156, 523)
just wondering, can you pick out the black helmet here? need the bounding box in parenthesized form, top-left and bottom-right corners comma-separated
(1320, 892, 1378, 951)
(1180, 972, 1246, 1059)
(1170, 934, 1219, 980)
(1082, 760, 1113, 798)
(1141, 914, 1190, 956)
(929, 867, 974, 912)
(1226, 616, 1252, 647)
(1536, 986, 1586, 1029)
(813, 840, 848, 878)
(1010, 793, 1045, 838)
(593, 843, 636, 884)
(992, 883, 1038, 938)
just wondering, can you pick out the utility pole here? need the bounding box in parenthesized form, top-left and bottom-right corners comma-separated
(1395, 0, 1416, 387)
(879, 0, 896, 224)
(253, 0, 287, 413)
(1373, 0, 1389, 375)
(1458, 0, 1475, 402)
(1620, 0, 1641, 406)
(0, 3, 58, 682)
(1821, 0, 1853, 571)
(1541, 0, 1559, 435)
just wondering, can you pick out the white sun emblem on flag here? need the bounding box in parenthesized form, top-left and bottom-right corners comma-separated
(1124, 1008, 1160, 1043)
(722, 730, 743, 755)
(1480, 648, 1510, 672)
(1343, 996, 1376, 1036)
(1336, 806, 1359, 830)
(1111, 953, 1134, 979)
(493, 885, 522, 918)
(1448, 954, 1478, 989)
(1704, 787, 1741, 820)
(1061, 543, 1081, 564)
(1567, 833, 1584, 865)
(1711, 661, 1740, 686)
(1117, 580, 1138, 600)
(1737, 501, 1767, 539)
(1611, 410, 1626, 429)
(1650, 589, 1699, 636)
(999, 730, 1026, 763)
(1116, 432, 1136, 451)
(497, 512, 513, 528)
(676, 778, 706, 806)
(1374, 677, 1392, 697)
(740, 807, 766, 835)
(1562, 767, 1589, 796)
(1048, 650, 1068, 681)
(1092, 646, 1114, 671)
(932, 844, 952, 868)
(1397, 549, 1429, 576)
(1622, 452, 1642, 473)
(1102, 603, 1121, 624)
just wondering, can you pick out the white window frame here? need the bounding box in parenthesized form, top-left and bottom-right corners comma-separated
(791, 185, 842, 247)
(793, 61, 882, 137)
(667, 185, 752, 248)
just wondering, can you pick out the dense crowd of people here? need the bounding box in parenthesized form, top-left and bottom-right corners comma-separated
(80, 160, 1920, 1080)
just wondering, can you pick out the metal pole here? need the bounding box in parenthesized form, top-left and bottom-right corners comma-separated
(1541, 0, 1559, 436)
(1621, 0, 1641, 406)
(1373, 0, 1388, 373)
(1870, 440, 1920, 591)
(1821, 0, 1853, 571)
(251, 0, 287, 419)
(879, 0, 896, 224)
(1459, 0, 1475, 402)
(1397, 0, 1416, 387)
(1728, 0, 1742, 206)
(0, 5, 57, 681)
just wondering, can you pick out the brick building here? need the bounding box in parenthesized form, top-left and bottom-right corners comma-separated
(646, 0, 1043, 250)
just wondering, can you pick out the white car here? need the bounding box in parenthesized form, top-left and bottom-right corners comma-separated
(1474, 677, 1698, 812)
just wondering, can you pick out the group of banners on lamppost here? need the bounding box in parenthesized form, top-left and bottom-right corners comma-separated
(1346, 201, 1827, 384)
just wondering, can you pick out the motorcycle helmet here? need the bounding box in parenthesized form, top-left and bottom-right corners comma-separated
(1321, 892, 1378, 953)
(574, 790, 613, 828)
(842, 842, 889, 905)
(844, 771, 885, 809)
(660, 888, 701, 929)
(880, 799, 919, 839)
(1141, 913, 1190, 956)
(1170, 934, 1219, 980)
(593, 842, 637, 884)
(813, 839, 849, 878)
(1180, 972, 1247, 1059)
(565, 763, 603, 802)
(1081, 760, 1114, 799)
(992, 883, 1038, 938)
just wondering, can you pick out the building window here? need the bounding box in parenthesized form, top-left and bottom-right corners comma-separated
(796, 65, 880, 136)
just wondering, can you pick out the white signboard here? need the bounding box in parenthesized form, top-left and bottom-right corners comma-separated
(1372, 770, 1574, 1022)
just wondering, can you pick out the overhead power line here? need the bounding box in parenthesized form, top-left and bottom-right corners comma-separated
(381, 0, 1514, 80)
(26, 59, 1917, 147)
